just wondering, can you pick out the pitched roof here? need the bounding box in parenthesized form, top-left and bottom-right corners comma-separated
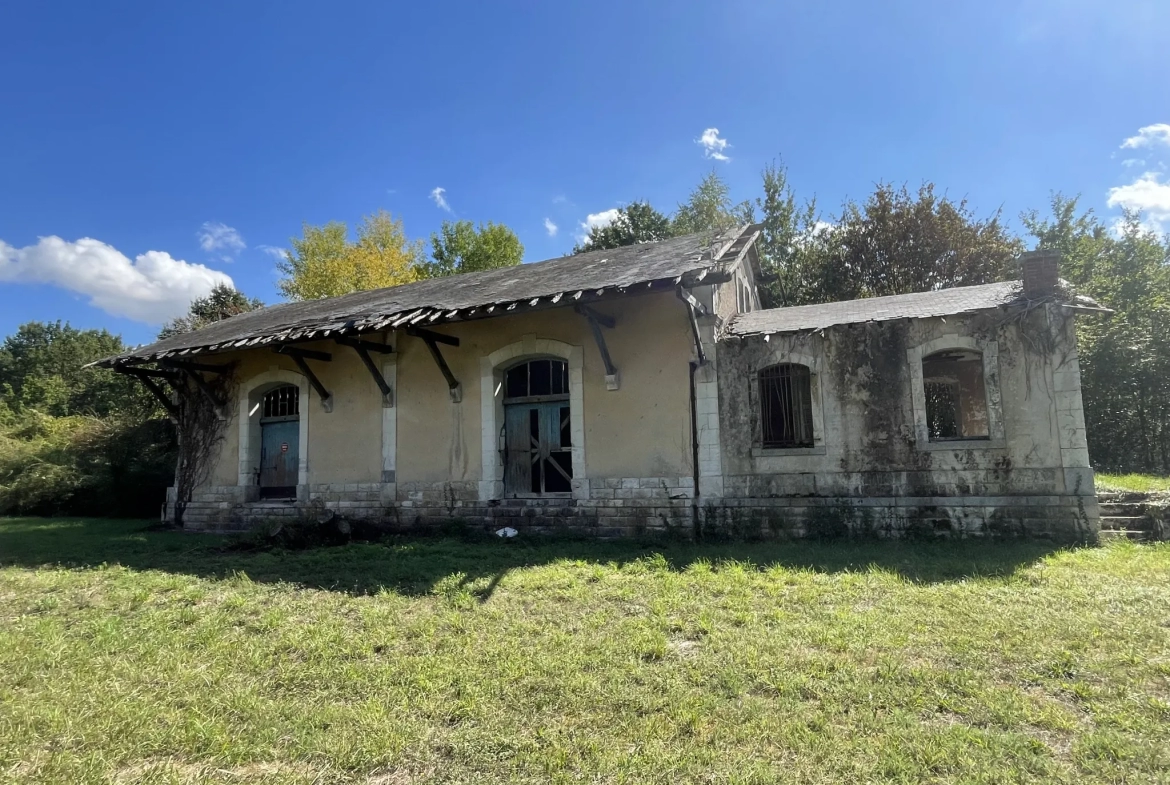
(99, 225, 761, 366)
(727, 281, 1026, 337)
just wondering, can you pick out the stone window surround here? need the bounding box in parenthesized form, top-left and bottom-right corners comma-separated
(479, 335, 587, 501)
(748, 348, 827, 457)
(238, 368, 313, 490)
(908, 335, 1005, 450)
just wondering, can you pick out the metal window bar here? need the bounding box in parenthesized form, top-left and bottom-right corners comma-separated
(262, 385, 299, 419)
(504, 359, 569, 402)
(759, 364, 814, 448)
(924, 381, 960, 440)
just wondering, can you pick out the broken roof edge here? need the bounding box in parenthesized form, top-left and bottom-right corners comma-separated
(93, 225, 762, 369)
(726, 278, 1110, 340)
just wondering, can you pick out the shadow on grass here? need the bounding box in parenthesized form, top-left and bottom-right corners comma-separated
(0, 517, 1074, 598)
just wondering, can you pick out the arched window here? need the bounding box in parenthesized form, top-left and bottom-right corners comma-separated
(502, 358, 572, 495)
(262, 385, 299, 419)
(759, 363, 814, 448)
(921, 349, 989, 440)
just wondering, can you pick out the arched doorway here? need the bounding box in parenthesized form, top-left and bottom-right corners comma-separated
(502, 358, 573, 496)
(259, 384, 300, 498)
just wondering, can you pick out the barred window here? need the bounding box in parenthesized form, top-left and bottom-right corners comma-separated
(922, 350, 989, 440)
(262, 385, 299, 419)
(759, 364, 814, 448)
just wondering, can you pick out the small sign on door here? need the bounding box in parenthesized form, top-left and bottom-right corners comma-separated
(280, 442, 289, 453)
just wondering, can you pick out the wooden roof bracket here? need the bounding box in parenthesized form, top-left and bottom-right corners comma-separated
(275, 346, 333, 412)
(405, 326, 462, 403)
(335, 337, 395, 407)
(160, 360, 229, 419)
(118, 366, 181, 420)
(574, 304, 619, 390)
(676, 286, 707, 366)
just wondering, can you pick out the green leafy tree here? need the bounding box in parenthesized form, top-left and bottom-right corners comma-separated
(425, 220, 524, 277)
(279, 210, 424, 300)
(1024, 196, 1170, 473)
(790, 183, 1024, 304)
(574, 201, 674, 253)
(0, 322, 144, 417)
(753, 160, 822, 308)
(159, 284, 264, 338)
(672, 171, 753, 235)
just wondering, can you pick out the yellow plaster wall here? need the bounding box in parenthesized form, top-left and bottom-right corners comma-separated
(395, 290, 696, 483)
(203, 290, 696, 491)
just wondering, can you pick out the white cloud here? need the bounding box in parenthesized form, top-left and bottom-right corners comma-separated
(1107, 171, 1170, 234)
(575, 208, 623, 244)
(257, 245, 288, 263)
(552, 195, 568, 205)
(0, 235, 233, 324)
(697, 127, 731, 161)
(1121, 124, 1170, 150)
(583, 208, 620, 231)
(1122, 158, 1146, 168)
(543, 218, 558, 237)
(197, 221, 245, 256)
(430, 187, 451, 212)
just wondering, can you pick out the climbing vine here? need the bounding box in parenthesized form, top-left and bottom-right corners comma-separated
(172, 366, 237, 526)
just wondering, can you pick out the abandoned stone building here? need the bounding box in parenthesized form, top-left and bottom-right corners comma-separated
(97, 226, 1105, 540)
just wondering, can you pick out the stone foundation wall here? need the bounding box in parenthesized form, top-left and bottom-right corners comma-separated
(172, 479, 1098, 542)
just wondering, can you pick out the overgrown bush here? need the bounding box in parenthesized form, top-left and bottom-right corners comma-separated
(0, 403, 175, 518)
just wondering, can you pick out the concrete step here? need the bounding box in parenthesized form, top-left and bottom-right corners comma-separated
(1099, 503, 1150, 516)
(1100, 516, 1153, 531)
(1099, 529, 1149, 542)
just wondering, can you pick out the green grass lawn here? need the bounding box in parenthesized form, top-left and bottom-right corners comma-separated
(1097, 473, 1170, 494)
(1, 519, 1168, 784)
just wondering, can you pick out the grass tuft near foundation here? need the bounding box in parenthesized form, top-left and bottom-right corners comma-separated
(1096, 473, 1170, 494)
(1, 517, 1168, 784)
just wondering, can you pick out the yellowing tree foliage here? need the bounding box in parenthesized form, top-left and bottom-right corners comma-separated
(278, 211, 423, 300)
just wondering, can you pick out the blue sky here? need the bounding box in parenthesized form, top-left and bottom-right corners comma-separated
(2, 0, 1168, 346)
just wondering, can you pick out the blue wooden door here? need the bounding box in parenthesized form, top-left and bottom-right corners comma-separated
(260, 419, 298, 495)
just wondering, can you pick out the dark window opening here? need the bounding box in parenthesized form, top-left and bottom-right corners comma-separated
(261, 385, 299, 420)
(505, 358, 568, 401)
(759, 364, 814, 448)
(922, 350, 989, 441)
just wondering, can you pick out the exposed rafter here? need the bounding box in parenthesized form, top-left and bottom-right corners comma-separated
(335, 337, 395, 407)
(574, 304, 619, 391)
(162, 361, 226, 418)
(117, 366, 181, 419)
(404, 326, 462, 402)
(275, 346, 333, 411)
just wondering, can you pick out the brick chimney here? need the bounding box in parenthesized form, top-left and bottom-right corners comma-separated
(1020, 250, 1060, 298)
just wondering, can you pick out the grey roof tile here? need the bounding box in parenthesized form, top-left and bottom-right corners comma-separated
(727, 281, 1025, 336)
(102, 226, 760, 365)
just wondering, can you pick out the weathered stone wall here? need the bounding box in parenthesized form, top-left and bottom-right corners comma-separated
(714, 304, 1098, 541)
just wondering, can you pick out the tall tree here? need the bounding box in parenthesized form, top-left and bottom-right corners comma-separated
(278, 210, 423, 300)
(0, 322, 143, 417)
(158, 284, 264, 338)
(574, 201, 674, 253)
(425, 220, 524, 277)
(1024, 196, 1170, 474)
(793, 183, 1024, 304)
(672, 171, 753, 235)
(752, 161, 822, 308)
